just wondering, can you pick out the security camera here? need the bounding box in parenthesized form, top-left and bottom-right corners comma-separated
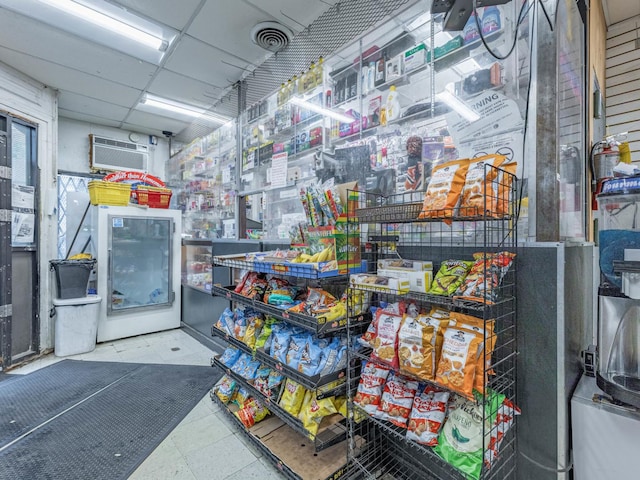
(162, 130, 174, 137)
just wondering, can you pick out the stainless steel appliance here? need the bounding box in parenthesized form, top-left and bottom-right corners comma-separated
(596, 177, 640, 408)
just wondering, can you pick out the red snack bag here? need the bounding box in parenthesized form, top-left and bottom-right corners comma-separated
(353, 361, 391, 415)
(406, 386, 450, 446)
(376, 372, 419, 428)
(484, 399, 521, 468)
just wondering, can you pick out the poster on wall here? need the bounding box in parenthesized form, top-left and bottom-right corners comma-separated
(270, 152, 288, 189)
(12, 212, 35, 244)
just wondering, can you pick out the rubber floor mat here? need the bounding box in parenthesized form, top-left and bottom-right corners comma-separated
(0, 360, 221, 480)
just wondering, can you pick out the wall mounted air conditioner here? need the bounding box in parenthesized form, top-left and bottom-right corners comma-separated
(89, 134, 149, 172)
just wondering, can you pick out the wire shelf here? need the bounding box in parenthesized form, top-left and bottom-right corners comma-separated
(213, 356, 348, 452)
(211, 284, 351, 337)
(212, 253, 368, 279)
(211, 324, 347, 398)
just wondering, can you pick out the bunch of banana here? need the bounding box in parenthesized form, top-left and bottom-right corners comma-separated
(315, 300, 346, 323)
(291, 246, 334, 263)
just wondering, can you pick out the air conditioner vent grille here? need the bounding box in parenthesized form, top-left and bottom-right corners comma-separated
(94, 137, 139, 150)
(90, 134, 148, 172)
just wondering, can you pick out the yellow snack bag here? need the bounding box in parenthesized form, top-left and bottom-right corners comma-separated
(419, 159, 470, 218)
(298, 392, 337, 438)
(397, 314, 436, 381)
(278, 379, 306, 416)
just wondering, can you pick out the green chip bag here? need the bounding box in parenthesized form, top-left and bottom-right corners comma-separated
(430, 260, 473, 295)
(434, 390, 505, 480)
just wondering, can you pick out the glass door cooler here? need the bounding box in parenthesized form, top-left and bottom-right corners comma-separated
(90, 205, 182, 342)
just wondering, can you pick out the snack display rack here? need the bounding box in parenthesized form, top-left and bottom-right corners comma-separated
(345, 164, 518, 480)
(210, 249, 362, 478)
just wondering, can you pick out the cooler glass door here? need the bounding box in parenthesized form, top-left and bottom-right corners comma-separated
(108, 215, 173, 315)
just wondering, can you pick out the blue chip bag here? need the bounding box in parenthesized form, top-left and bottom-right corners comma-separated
(219, 347, 241, 368)
(317, 337, 341, 375)
(271, 329, 293, 363)
(241, 359, 262, 380)
(268, 370, 284, 389)
(298, 338, 324, 377)
(218, 307, 235, 336)
(286, 333, 310, 370)
(231, 353, 252, 375)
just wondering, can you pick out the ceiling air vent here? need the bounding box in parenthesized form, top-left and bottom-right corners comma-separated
(251, 21, 293, 52)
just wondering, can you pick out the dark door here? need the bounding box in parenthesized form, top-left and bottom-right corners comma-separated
(0, 113, 39, 368)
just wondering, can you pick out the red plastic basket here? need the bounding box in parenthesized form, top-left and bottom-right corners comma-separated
(136, 186, 172, 208)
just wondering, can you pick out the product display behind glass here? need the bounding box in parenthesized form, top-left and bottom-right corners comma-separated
(108, 215, 172, 313)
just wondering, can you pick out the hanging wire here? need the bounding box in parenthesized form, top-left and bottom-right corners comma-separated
(473, 0, 533, 61)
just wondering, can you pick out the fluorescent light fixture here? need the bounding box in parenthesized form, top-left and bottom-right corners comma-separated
(141, 95, 231, 124)
(436, 90, 480, 122)
(38, 0, 168, 51)
(408, 12, 431, 31)
(289, 96, 355, 123)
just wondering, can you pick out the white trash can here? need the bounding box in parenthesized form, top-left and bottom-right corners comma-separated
(53, 295, 102, 357)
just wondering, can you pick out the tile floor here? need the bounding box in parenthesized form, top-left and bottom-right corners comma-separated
(8, 328, 285, 480)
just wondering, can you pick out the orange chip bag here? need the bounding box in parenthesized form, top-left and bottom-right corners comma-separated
(435, 327, 482, 399)
(397, 314, 436, 381)
(450, 312, 496, 394)
(496, 162, 517, 217)
(418, 159, 470, 218)
(459, 154, 506, 216)
(371, 311, 403, 370)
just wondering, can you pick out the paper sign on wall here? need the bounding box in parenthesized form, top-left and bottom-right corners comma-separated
(270, 152, 288, 189)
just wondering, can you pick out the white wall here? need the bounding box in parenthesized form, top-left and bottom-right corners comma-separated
(606, 15, 640, 162)
(0, 61, 58, 352)
(58, 117, 169, 178)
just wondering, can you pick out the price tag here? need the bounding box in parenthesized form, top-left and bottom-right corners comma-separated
(226, 292, 231, 299)
(282, 312, 289, 319)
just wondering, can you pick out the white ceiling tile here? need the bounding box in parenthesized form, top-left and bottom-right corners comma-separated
(0, 47, 142, 107)
(164, 36, 249, 85)
(58, 91, 131, 122)
(58, 110, 123, 128)
(148, 70, 223, 109)
(124, 110, 191, 135)
(0, 9, 158, 88)
(111, 0, 203, 31)
(187, 1, 274, 64)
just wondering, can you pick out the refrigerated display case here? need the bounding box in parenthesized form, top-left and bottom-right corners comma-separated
(182, 239, 213, 293)
(89, 205, 182, 342)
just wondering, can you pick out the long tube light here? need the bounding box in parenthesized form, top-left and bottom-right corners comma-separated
(38, 0, 168, 51)
(289, 96, 355, 123)
(436, 90, 480, 122)
(142, 95, 231, 124)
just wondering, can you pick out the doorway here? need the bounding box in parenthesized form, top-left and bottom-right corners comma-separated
(0, 113, 39, 368)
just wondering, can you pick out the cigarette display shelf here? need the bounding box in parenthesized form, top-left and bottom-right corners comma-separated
(210, 391, 349, 480)
(212, 356, 347, 452)
(211, 323, 346, 399)
(345, 177, 518, 480)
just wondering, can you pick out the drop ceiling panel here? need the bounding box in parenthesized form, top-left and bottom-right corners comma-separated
(58, 91, 131, 122)
(0, 48, 142, 107)
(164, 36, 249, 85)
(187, 1, 274, 63)
(243, 0, 338, 33)
(58, 109, 124, 128)
(124, 110, 192, 134)
(110, 0, 203, 30)
(0, 9, 158, 87)
(149, 70, 223, 109)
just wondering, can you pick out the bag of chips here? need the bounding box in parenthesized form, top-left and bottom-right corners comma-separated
(353, 361, 391, 415)
(455, 252, 516, 304)
(317, 337, 341, 376)
(371, 311, 403, 370)
(234, 399, 269, 428)
(219, 347, 242, 368)
(233, 308, 247, 340)
(418, 159, 470, 218)
(435, 390, 505, 480)
(267, 370, 284, 389)
(256, 317, 278, 352)
(377, 372, 419, 427)
(449, 312, 496, 393)
(298, 337, 324, 377)
(243, 314, 263, 350)
(231, 386, 251, 408)
(278, 379, 307, 417)
(216, 308, 236, 336)
(264, 277, 298, 306)
(406, 386, 450, 446)
(298, 391, 338, 438)
(430, 260, 474, 296)
(213, 375, 237, 404)
(271, 328, 293, 363)
(459, 154, 507, 216)
(286, 332, 310, 370)
(230, 353, 252, 376)
(425, 309, 451, 368)
(239, 272, 268, 300)
(398, 314, 437, 381)
(253, 365, 272, 397)
(435, 328, 482, 399)
(484, 398, 520, 469)
(239, 359, 261, 380)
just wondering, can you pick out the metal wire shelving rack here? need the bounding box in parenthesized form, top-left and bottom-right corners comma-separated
(345, 164, 518, 480)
